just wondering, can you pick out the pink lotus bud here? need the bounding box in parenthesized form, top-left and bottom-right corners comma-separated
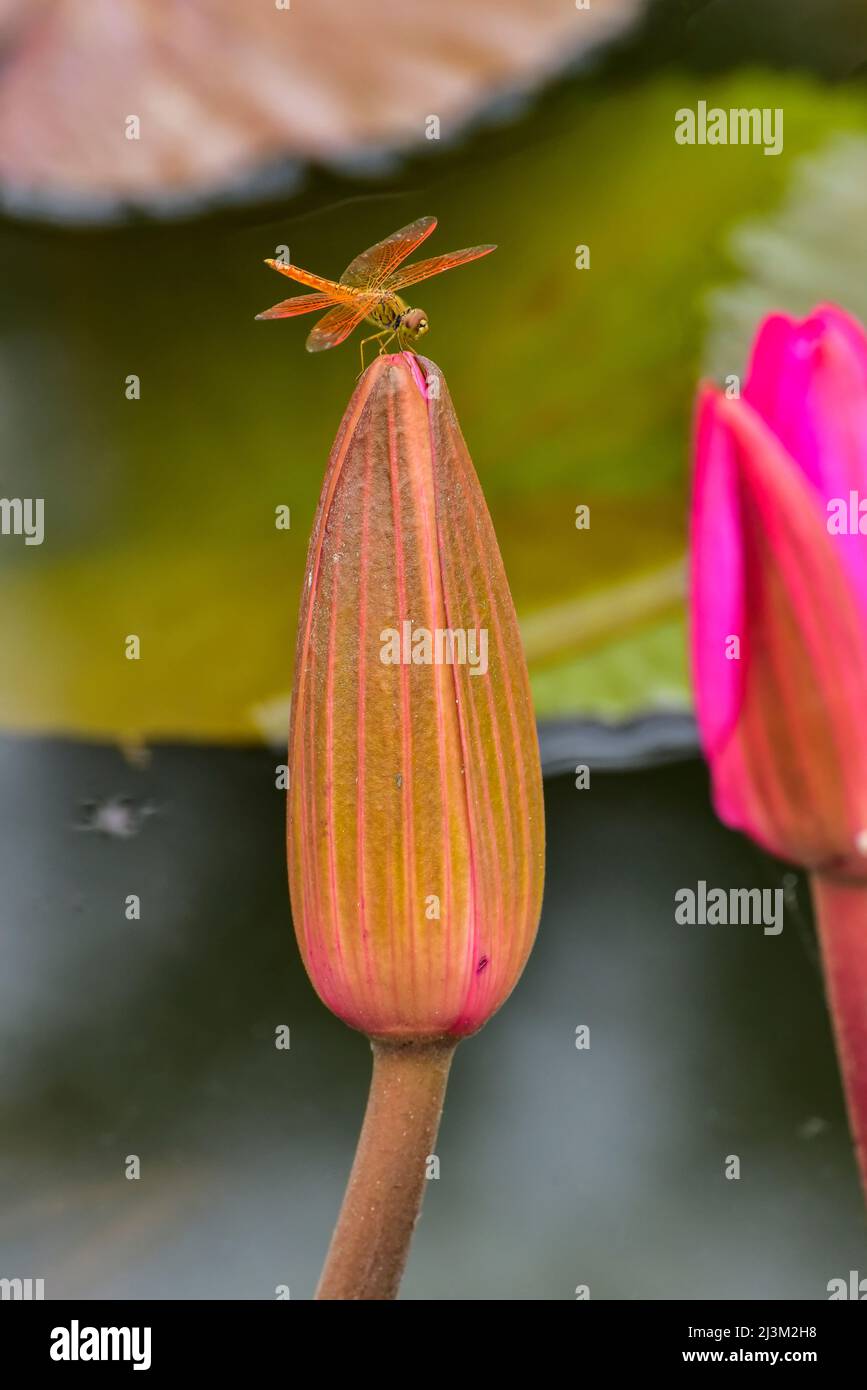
(690, 304, 867, 1203)
(690, 305, 867, 877)
(287, 353, 544, 1040)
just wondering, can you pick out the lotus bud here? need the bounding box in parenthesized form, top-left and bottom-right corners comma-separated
(287, 352, 545, 1041)
(690, 304, 867, 1202)
(690, 306, 867, 875)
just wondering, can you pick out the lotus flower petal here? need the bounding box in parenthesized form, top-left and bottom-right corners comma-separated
(691, 363, 867, 873)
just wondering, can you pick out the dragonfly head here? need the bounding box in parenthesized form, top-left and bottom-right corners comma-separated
(403, 308, 429, 341)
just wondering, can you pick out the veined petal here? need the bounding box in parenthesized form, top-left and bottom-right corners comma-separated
(745, 305, 867, 617)
(287, 354, 544, 1039)
(693, 387, 867, 871)
(689, 385, 747, 760)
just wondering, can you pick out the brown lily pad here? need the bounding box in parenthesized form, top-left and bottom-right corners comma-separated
(0, 0, 644, 219)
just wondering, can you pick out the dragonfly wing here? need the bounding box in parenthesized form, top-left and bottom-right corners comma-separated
(264, 258, 361, 305)
(384, 245, 497, 293)
(306, 301, 372, 353)
(339, 216, 437, 289)
(255, 292, 335, 320)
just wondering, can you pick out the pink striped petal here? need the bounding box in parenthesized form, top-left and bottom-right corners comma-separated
(689, 385, 747, 761)
(692, 387, 867, 872)
(745, 306, 867, 619)
(287, 355, 544, 1039)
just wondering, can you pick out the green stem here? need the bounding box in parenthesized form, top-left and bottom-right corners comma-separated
(810, 872, 867, 1209)
(316, 1037, 457, 1300)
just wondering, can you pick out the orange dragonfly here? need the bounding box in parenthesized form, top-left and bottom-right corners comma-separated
(255, 216, 495, 371)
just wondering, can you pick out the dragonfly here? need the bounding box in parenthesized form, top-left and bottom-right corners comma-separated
(255, 216, 495, 372)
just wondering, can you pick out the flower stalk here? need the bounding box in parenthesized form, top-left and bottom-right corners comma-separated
(810, 874, 867, 1201)
(316, 1038, 457, 1300)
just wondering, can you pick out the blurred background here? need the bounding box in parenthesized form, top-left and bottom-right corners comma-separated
(1, 0, 866, 1298)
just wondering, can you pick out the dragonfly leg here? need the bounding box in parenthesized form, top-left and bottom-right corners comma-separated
(395, 329, 420, 363)
(358, 330, 391, 376)
(378, 331, 398, 357)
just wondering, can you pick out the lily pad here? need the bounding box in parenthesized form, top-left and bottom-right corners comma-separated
(0, 0, 645, 220)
